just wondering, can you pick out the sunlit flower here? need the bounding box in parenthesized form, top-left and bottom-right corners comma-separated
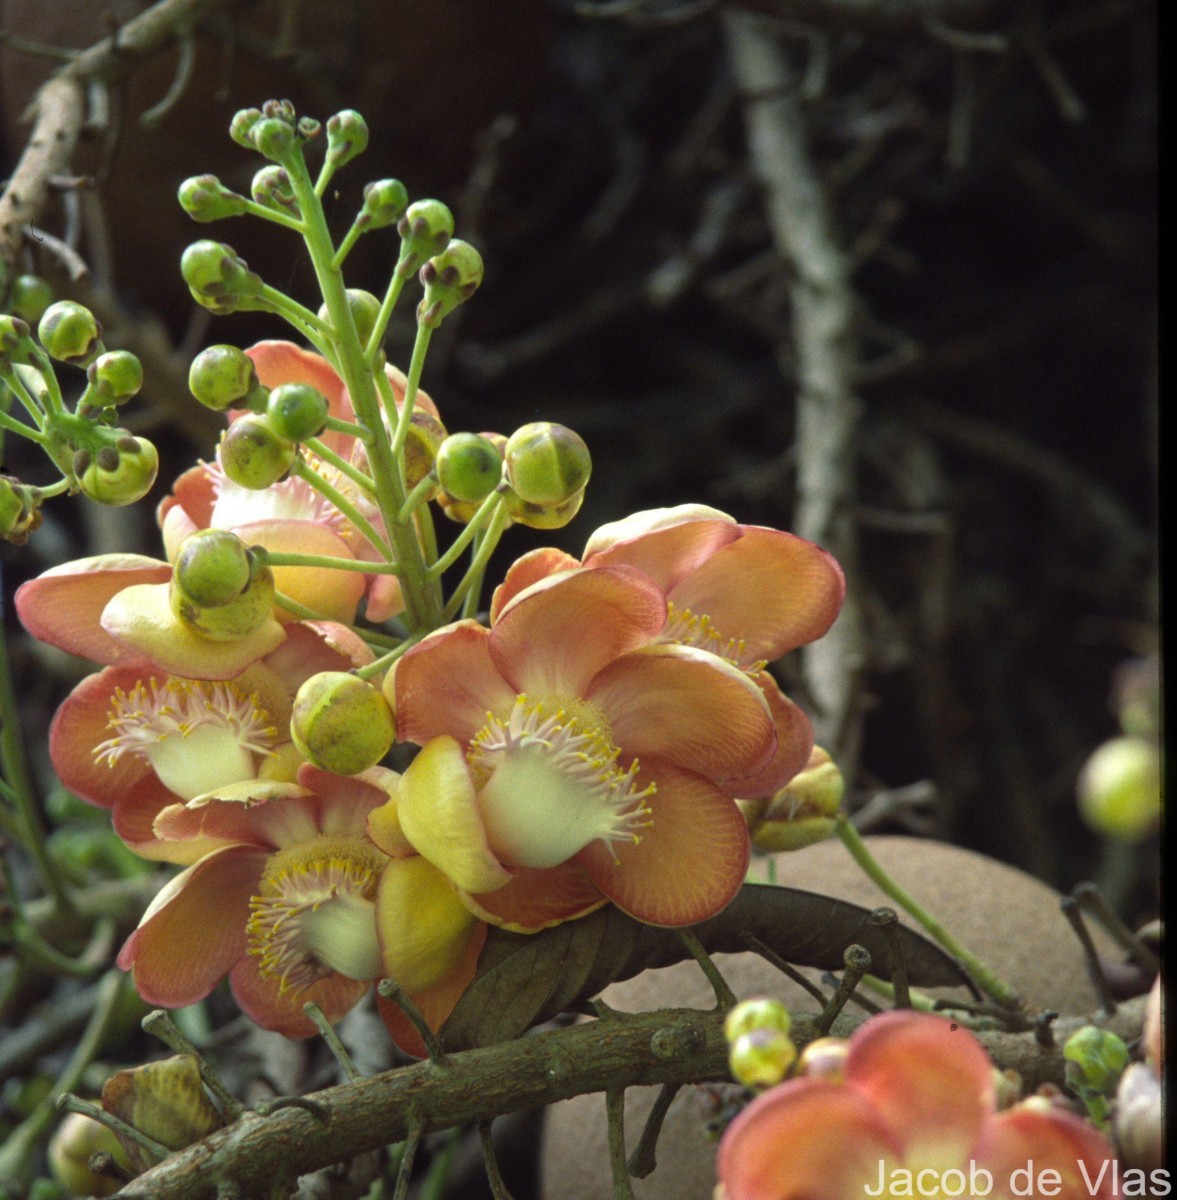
(47, 621, 373, 862)
(389, 564, 782, 930)
(491, 505, 845, 797)
(117, 763, 484, 1043)
(717, 1010, 1119, 1200)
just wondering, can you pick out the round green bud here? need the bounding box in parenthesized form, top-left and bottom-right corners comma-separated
(229, 107, 264, 149)
(178, 174, 247, 222)
(189, 344, 264, 411)
(297, 115, 321, 140)
(87, 350, 143, 404)
(8, 274, 54, 324)
(181, 240, 262, 301)
(251, 115, 297, 162)
(290, 671, 395, 775)
(172, 529, 255, 608)
(435, 432, 503, 504)
(220, 415, 296, 489)
(402, 409, 448, 493)
(724, 998, 793, 1043)
(78, 435, 158, 506)
(1064, 1025, 1130, 1094)
(170, 533, 275, 641)
(396, 199, 454, 278)
(359, 178, 409, 231)
(250, 165, 299, 216)
(1078, 735, 1161, 841)
(37, 300, 103, 365)
(325, 109, 369, 169)
(504, 421, 592, 505)
(267, 382, 329, 442)
(317, 288, 382, 347)
(0, 475, 41, 544)
(503, 484, 585, 531)
(0, 476, 23, 534)
(728, 1029, 797, 1089)
(0, 313, 33, 362)
(49, 1111, 131, 1199)
(418, 239, 484, 329)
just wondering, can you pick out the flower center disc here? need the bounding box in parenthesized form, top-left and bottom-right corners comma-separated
(246, 835, 386, 994)
(467, 694, 654, 870)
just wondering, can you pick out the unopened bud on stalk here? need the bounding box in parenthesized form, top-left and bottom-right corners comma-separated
(1077, 735, 1161, 841)
(181, 241, 265, 310)
(267, 382, 329, 442)
(325, 109, 369, 170)
(8, 274, 54, 324)
(290, 671, 395, 775)
(229, 107, 264, 148)
(37, 300, 103, 365)
(418, 239, 484, 329)
(77, 435, 158, 505)
(396, 199, 454, 278)
(740, 746, 844, 852)
(317, 288, 381, 346)
(502, 485, 585, 531)
(0, 475, 42, 544)
(251, 116, 297, 163)
(220, 414, 297, 489)
(170, 529, 275, 640)
(436, 432, 503, 504)
(251, 166, 300, 217)
(87, 350, 144, 405)
(358, 178, 409, 231)
(178, 174, 248, 222)
(0, 314, 34, 363)
(189, 345, 266, 412)
(48, 1112, 131, 1198)
(402, 409, 448, 494)
(504, 422, 592, 506)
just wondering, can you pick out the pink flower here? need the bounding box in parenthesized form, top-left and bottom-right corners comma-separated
(717, 1010, 1119, 1200)
(117, 764, 484, 1043)
(491, 505, 845, 797)
(390, 564, 783, 930)
(46, 621, 373, 861)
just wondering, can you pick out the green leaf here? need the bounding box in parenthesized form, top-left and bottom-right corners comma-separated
(443, 884, 974, 1050)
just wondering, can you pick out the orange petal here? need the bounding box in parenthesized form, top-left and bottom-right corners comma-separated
(263, 620, 375, 690)
(229, 954, 370, 1038)
(578, 760, 748, 926)
(378, 922, 488, 1058)
(846, 1010, 995, 1167)
(669, 525, 845, 663)
(717, 1077, 903, 1200)
(396, 737, 512, 893)
(588, 645, 775, 783)
(462, 859, 606, 932)
(49, 666, 159, 808)
(152, 784, 317, 851)
(15, 555, 172, 664)
(489, 565, 667, 697)
(113, 776, 199, 861)
(725, 672, 815, 799)
(247, 340, 346, 407)
(582, 506, 739, 589)
(973, 1104, 1120, 1200)
(101, 582, 286, 680)
(489, 547, 581, 623)
(394, 621, 517, 747)
(117, 847, 264, 1007)
(158, 465, 215, 559)
(363, 572, 405, 623)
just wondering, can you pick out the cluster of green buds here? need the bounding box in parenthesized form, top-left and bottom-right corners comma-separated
(724, 998, 798, 1088)
(0, 298, 158, 527)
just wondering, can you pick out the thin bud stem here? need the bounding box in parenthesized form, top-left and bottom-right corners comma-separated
(426, 491, 504, 580)
(141, 1009, 245, 1120)
(287, 458, 392, 559)
(365, 271, 408, 365)
(302, 1001, 361, 1081)
(390, 323, 434, 462)
(442, 498, 511, 621)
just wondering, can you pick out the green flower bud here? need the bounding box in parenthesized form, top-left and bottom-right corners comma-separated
(724, 997, 793, 1043)
(504, 421, 592, 505)
(742, 746, 845, 852)
(396, 198, 454, 278)
(796, 1036, 849, 1081)
(251, 165, 300, 217)
(267, 381, 329, 442)
(178, 174, 248, 222)
(503, 484, 585, 530)
(49, 1112, 131, 1198)
(180, 240, 263, 303)
(37, 300, 103, 365)
(317, 288, 381, 346)
(402, 409, 448, 494)
(77, 435, 158, 505)
(297, 115, 321, 140)
(1078, 735, 1161, 841)
(1064, 1025, 1130, 1095)
(251, 115, 297, 163)
(417, 239, 484, 329)
(8, 273, 54, 324)
(290, 671, 395, 775)
(358, 178, 409, 231)
(728, 1028, 797, 1088)
(325, 109, 369, 170)
(170, 531, 275, 641)
(436, 432, 503, 503)
(219, 414, 296, 489)
(87, 350, 143, 404)
(189, 344, 266, 411)
(229, 106, 264, 148)
(0, 474, 42, 544)
(0, 313, 34, 363)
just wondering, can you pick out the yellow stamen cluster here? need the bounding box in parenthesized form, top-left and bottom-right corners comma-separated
(662, 601, 765, 674)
